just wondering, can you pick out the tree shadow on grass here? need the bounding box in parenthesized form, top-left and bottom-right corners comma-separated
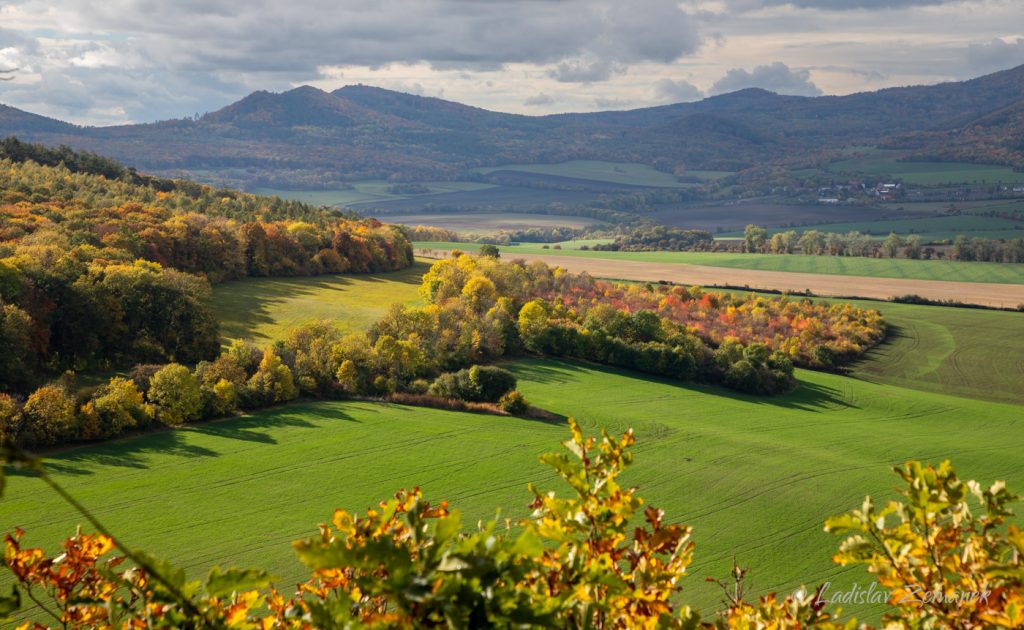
(508, 357, 854, 413)
(20, 430, 221, 477)
(209, 264, 428, 344)
(842, 323, 908, 378)
(19, 403, 362, 477)
(188, 405, 338, 444)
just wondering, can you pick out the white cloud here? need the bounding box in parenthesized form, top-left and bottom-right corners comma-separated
(710, 62, 822, 95)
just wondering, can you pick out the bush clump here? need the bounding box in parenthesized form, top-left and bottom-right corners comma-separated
(428, 365, 517, 403)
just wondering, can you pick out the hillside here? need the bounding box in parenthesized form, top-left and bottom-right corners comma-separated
(1, 65, 1023, 187)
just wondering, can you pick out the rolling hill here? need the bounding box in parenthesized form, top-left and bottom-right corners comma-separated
(1, 65, 1023, 187)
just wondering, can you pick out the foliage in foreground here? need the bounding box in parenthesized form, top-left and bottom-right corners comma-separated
(2, 420, 1022, 628)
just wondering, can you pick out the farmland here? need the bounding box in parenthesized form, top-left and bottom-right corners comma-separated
(840, 298, 1024, 404)
(377, 212, 605, 234)
(5, 360, 1022, 624)
(475, 160, 731, 187)
(206, 264, 426, 344)
(826, 151, 1024, 185)
(252, 181, 497, 208)
(415, 241, 1024, 285)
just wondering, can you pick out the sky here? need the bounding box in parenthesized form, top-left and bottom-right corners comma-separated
(0, 0, 1022, 126)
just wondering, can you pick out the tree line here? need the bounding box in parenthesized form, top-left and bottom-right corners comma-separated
(738, 224, 1024, 262)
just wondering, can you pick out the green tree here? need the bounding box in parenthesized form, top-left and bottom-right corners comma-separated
(147, 363, 202, 426)
(904, 234, 922, 259)
(743, 224, 768, 253)
(882, 232, 904, 258)
(478, 243, 500, 258)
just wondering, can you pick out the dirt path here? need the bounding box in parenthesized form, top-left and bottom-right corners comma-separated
(420, 250, 1024, 308)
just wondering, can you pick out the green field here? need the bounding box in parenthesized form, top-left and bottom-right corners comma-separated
(207, 265, 426, 343)
(253, 181, 497, 207)
(380, 212, 605, 235)
(896, 199, 1024, 217)
(842, 300, 1024, 404)
(721, 214, 1024, 242)
(5, 359, 1022, 623)
(415, 241, 1024, 284)
(827, 151, 1024, 185)
(475, 160, 731, 187)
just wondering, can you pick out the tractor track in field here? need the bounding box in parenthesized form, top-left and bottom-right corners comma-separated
(420, 251, 1024, 308)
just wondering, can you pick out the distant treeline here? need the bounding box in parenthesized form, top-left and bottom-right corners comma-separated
(582, 221, 1024, 262)
(739, 225, 1024, 262)
(588, 226, 714, 252)
(0, 141, 413, 393)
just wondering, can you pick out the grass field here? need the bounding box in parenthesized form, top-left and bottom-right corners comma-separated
(720, 214, 1024, 241)
(207, 265, 426, 343)
(826, 151, 1024, 185)
(377, 212, 605, 235)
(416, 241, 1024, 284)
(841, 300, 1024, 404)
(475, 160, 731, 187)
(5, 360, 1022, 623)
(253, 181, 497, 207)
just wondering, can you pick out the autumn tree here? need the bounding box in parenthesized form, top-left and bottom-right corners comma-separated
(246, 347, 297, 405)
(147, 363, 202, 426)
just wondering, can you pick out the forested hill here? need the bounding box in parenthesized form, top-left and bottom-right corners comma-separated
(0, 140, 413, 393)
(1, 65, 1023, 186)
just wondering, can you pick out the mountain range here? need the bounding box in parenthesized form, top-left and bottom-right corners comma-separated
(1, 65, 1023, 188)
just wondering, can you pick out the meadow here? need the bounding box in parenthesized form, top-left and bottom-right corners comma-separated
(826, 151, 1024, 185)
(5, 361, 1022, 623)
(415, 241, 1024, 284)
(475, 160, 731, 187)
(207, 263, 426, 343)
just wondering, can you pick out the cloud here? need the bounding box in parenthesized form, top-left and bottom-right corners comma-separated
(593, 97, 634, 109)
(0, 0, 703, 122)
(710, 62, 822, 96)
(549, 58, 623, 83)
(966, 37, 1024, 75)
(523, 93, 555, 107)
(653, 78, 704, 103)
(730, 0, 955, 9)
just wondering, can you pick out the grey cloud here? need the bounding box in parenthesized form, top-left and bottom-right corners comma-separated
(966, 37, 1024, 74)
(593, 97, 634, 109)
(730, 0, 953, 9)
(710, 62, 822, 96)
(653, 78, 703, 103)
(523, 93, 554, 107)
(549, 58, 623, 83)
(0, 0, 703, 121)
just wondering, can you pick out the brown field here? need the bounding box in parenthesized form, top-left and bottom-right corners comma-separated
(421, 251, 1024, 307)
